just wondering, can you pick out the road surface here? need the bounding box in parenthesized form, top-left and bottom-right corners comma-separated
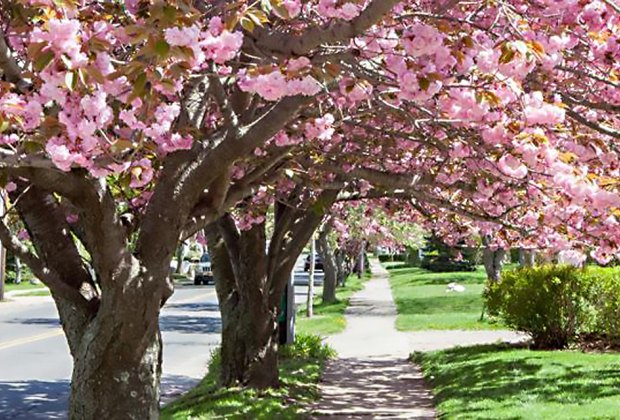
(293, 255, 324, 306)
(0, 254, 321, 418)
(0, 285, 220, 419)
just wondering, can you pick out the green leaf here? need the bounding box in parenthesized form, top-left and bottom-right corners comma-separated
(131, 73, 148, 98)
(0, 118, 9, 133)
(418, 77, 430, 91)
(499, 45, 515, 64)
(154, 39, 170, 59)
(33, 50, 55, 72)
(240, 17, 255, 32)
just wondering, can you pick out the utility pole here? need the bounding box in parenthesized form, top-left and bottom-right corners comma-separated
(306, 236, 316, 318)
(0, 191, 6, 301)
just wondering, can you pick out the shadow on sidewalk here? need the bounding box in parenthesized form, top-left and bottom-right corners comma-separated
(312, 357, 436, 419)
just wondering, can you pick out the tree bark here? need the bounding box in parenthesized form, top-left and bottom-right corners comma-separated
(175, 246, 182, 274)
(3, 182, 172, 419)
(207, 220, 279, 389)
(335, 249, 349, 287)
(219, 293, 279, 389)
(206, 191, 339, 390)
(483, 247, 506, 282)
(317, 226, 337, 303)
(69, 327, 162, 419)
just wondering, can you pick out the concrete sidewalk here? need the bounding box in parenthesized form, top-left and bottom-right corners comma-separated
(312, 259, 436, 419)
(312, 259, 527, 419)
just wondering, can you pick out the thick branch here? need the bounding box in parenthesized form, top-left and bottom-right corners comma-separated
(253, 0, 401, 56)
(0, 214, 91, 312)
(0, 28, 26, 88)
(566, 108, 620, 140)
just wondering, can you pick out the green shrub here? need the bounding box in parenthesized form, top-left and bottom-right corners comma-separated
(421, 255, 476, 272)
(378, 254, 407, 263)
(485, 265, 595, 349)
(586, 266, 620, 341)
(280, 333, 336, 360)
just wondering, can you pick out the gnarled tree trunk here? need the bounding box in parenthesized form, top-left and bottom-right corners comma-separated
(208, 220, 279, 389)
(3, 179, 178, 419)
(69, 326, 162, 419)
(206, 190, 339, 390)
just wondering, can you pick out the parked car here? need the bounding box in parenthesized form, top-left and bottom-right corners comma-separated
(194, 253, 214, 285)
(304, 254, 324, 272)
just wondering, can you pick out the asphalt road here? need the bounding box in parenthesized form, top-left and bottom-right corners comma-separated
(0, 286, 220, 419)
(0, 254, 321, 418)
(292, 254, 324, 305)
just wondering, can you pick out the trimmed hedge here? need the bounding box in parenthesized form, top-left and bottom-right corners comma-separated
(421, 255, 476, 272)
(378, 254, 407, 263)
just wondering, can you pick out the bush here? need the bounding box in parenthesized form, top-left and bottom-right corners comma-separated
(485, 265, 595, 349)
(586, 266, 620, 342)
(378, 254, 406, 263)
(421, 255, 476, 272)
(280, 333, 336, 360)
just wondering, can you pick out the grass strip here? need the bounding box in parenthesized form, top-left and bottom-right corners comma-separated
(162, 334, 335, 419)
(296, 272, 371, 336)
(413, 344, 620, 419)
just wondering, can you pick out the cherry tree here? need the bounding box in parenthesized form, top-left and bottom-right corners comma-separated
(0, 0, 619, 417)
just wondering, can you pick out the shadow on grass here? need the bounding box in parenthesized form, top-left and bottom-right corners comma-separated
(162, 336, 330, 419)
(414, 344, 620, 418)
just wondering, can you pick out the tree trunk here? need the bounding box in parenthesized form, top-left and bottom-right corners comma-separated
(483, 247, 506, 282)
(355, 242, 366, 279)
(525, 249, 536, 267)
(175, 245, 184, 274)
(69, 327, 162, 419)
(219, 292, 279, 389)
(208, 220, 280, 389)
(317, 228, 337, 303)
(207, 191, 340, 391)
(335, 249, 349, 287)
(519, 248, 536, 267)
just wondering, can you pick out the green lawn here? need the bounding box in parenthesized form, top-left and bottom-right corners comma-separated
(388, 265, 503, 330)
(413, 344, 620, 419)
(4, 281, 46, 293)
(296, 273, 370, 336)
(17, 290, 51, 297)
(162, 335, 334, 419)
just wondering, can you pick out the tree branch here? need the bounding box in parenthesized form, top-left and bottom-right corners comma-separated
(0, 213, 91, 311)
(0, 27, 26, 89)
(566, 108, 620, 140)
(253, 0, 401, 56)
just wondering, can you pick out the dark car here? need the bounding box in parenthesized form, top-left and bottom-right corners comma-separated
(194, 253, 214, 285)
(304, 254, 323, 272)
